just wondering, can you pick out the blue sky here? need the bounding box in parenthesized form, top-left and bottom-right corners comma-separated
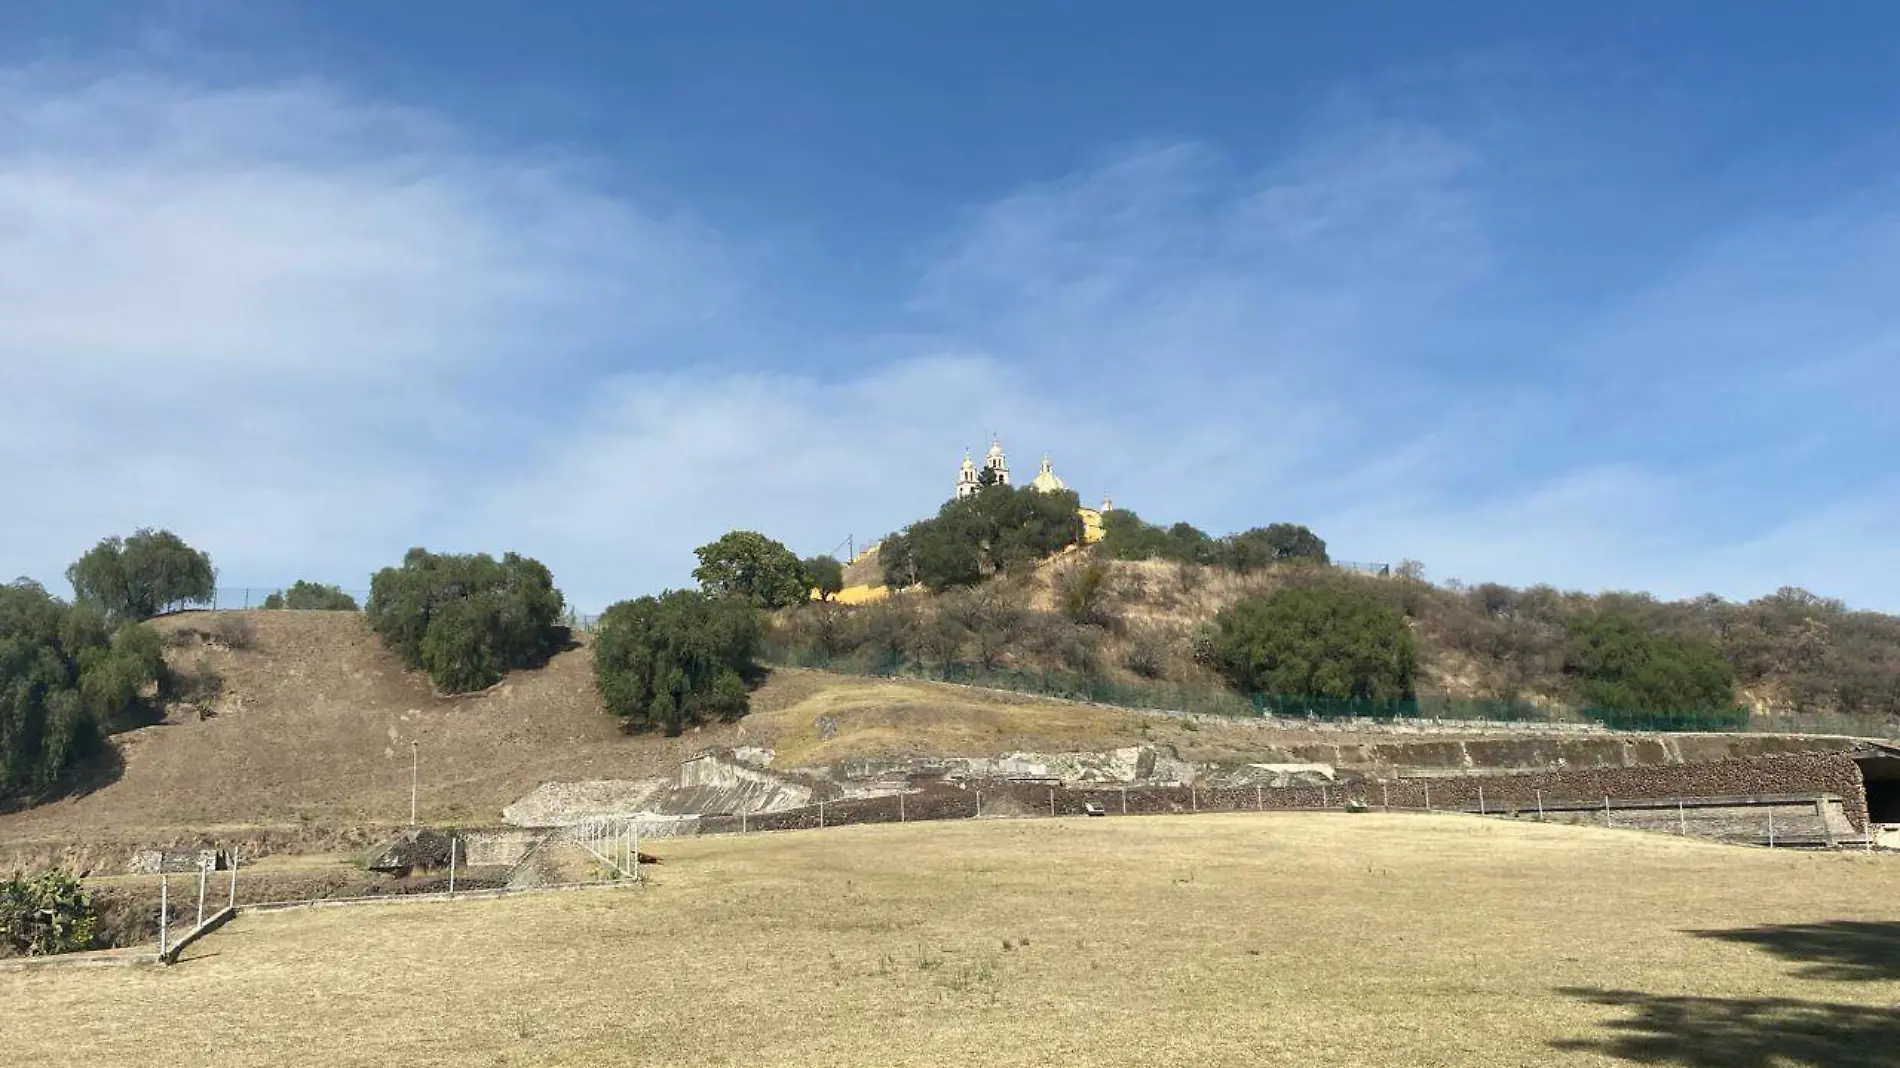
(2, 2, 1898, 612)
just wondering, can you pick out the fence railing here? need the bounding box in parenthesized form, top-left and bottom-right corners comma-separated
(761, 647, 1780, 733)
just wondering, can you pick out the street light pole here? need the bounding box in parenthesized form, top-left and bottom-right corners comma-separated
(410, 740, 419, 827)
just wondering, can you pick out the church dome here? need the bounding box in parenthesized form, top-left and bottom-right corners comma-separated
(1029, 454, 1067, 493)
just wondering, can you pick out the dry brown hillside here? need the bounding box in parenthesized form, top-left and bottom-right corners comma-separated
(0, 610, 1301, 849)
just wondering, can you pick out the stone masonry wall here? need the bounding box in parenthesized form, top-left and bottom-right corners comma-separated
(697, 752, 1870, 837)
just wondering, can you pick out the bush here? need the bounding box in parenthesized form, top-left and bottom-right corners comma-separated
(1204, 585, 1417, 700)
(366, 549, 567, 694)
(1568, 614, 1739, 722)
(261, 581, 359, 611)
(1054, 560, 1113, 627)
(66, 528, 215, 623)
(594, 591, 762, 735)
(207, 615, 256, 650)
(0, 870, 97, 957)
(1, 581, 163, 799)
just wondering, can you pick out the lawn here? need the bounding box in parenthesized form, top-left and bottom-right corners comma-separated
(6, 813, 1897, 1067)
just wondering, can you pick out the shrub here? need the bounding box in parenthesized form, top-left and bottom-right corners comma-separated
(1054, 560, 1113, 627)
(261, 581, 359, 611)
(1122, 624, 1174, 680)
(1, 581, 163, 799)
(0, 870, 97, 957)
(1568, 614, 1738, 721)
(207, 615, 256, 650)
(594, 591, 762, 735)
(1204, 585, 1416, 699)
(66, 528, 215, 623)
(366, 549, 567, 694)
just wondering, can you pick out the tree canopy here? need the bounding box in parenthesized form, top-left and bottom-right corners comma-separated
(693, 532, 811, 609)
(593, 590, 762, 735)
(0, 580, 163, 799)
(1203, 585, 1416, 700)
(365, 549, 566, 694)
(803, 555, 845, 602)
(1102, 512, 1328, 570)
(1568, 614, 1736, 719)
(65, 529, 215, 623)
(881, 485, 1084, 592)
(261, 581, 359, 611)
(1227, 523, 1330, 569)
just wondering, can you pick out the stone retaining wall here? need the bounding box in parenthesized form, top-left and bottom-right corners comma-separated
(697, 751, 1872, 837)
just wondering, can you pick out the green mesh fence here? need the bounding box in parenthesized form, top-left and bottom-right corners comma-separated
(762, 646, 1768, 732)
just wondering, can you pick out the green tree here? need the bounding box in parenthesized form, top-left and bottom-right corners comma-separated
(1204, 585, 1416, 699)
(261, 581, 359, 611)
(1226, 523, 1330, 569)
(803, 556, 845, 602)
(1099, 510, 1221, 565)
(593, 590, 762, 734)
(1569, 614, 1738, 721)
(365, 549, 566, 694)
(883, 485, 1083, 592)
(692, 532, 811, 609)
(0, 580, 163, 799)
(66, 529, 215, 622)
(0, 870, 97, 957)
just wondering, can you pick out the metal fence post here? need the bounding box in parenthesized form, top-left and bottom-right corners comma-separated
(819, 800, 826, 829)
(1424, 781, 1431, 812)
(1604, 796, 1612, 828)
(898, 793, 905, 823)
(228, 847, 238, 909)
(1049, 788, 1055, 818)
(1478, 786, 1486, 816)
(1381, 781, 1389, 812)
(1256, 784, 1264, 810)
(1120, 787, 1126, 815)
(1191, 786, 1198, 813)
(1536, 789, 1544, 821)
(448, 838, 457, 896)
(1320, 784, 1329, 809)
(196, 865, 208, 927)
(974, 790, 981, 819)
(158, 874, 169, 959)
(1768, 809, 1776, 848)
(741, 808, 748, 833)
(1678, 800, 1687, 836)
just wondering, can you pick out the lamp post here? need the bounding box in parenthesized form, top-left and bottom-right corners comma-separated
(410, 740, 419, 827)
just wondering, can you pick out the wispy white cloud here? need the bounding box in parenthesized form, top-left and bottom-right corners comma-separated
(4, 59, 1898, 615)
(0, 69, 733, 591)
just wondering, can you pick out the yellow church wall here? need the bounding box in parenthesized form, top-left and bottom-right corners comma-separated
(832, 583, 893, 605)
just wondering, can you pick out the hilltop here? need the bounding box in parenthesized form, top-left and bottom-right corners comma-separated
(781, 547, 1900, 735)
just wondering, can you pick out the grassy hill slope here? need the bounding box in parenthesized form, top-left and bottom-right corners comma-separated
(0, 611, 1301, 844)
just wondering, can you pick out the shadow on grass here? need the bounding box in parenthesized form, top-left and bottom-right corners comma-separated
(0, 743, 127, 817)
(1690, 921, 1900, 983)
(1552, 988, 1900, 1067)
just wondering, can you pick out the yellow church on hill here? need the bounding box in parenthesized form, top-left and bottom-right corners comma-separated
(829, 438, 1107, 604)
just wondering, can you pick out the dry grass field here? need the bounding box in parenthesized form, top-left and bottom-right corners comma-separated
(7, 813, 1897, 1067)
